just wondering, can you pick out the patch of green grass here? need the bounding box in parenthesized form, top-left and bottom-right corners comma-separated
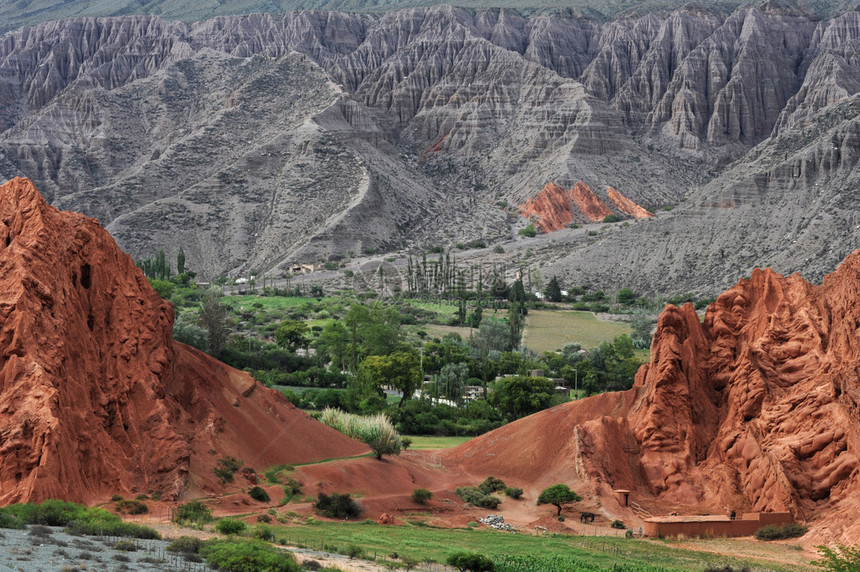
(522, 310, 631, 352)
(272, 522, 808, 571)
(403, 435, 472, 449)
(223, 295, 336, 311)
(408, 300, 460, 316)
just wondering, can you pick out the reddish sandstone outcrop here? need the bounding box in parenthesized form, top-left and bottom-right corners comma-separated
(446, 254, 860, 541)
(0, 178, 366, 505)
(607, 187, 654, 218)
(519, 182, 574, 232)
(520, 181, 616, 231)
(570, 182, 613, 222)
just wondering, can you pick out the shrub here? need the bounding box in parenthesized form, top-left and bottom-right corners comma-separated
(412, 489, 432, 504)
(258, 514, 272, 523)
(455, 487, 500, 509)
(319, 408, 402, 460)
(28, 524, 52, 537)
(252, 524, 275, 542)
(200, 538, 299, 571)
(611, 519, 625, 529)
(346, 544, 364, 558)
(173, 501, 213, 526)
(755, 523, 807, 541)
(400, 437, 412, 450)
(447, 551, 496, 572)
(166, 536, 203, 554)
(817, 544, 860, 571)
(115, 499, 148, 515)
(602, 214, 623, 223)
(477, 476, 507, 495)
(216, 519, 248, 535)
(504, 487, 523, 500)
(704, 567, 751, 572)
(114, 540, 137, 552)
(215, 457, 244, 483)
(314, 493, 363, 519)
(518, 224, 536, 238)
(249, 486, 271, 502)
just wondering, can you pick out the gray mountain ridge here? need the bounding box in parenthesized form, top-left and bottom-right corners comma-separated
(0, 5, 858, 294)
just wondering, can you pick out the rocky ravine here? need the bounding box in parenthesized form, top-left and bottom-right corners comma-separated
(0, 177, 366, 505)
(0, 6, 859, 293)
(447, 250, 860, 543)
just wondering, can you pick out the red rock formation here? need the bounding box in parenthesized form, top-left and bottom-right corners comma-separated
(570, 182, 613, 222)
(607, 186, 654, 218)
(446, 253, 860, 541)
(520, 181, 616, 231)
(0, 178, 366, 505)
(519, 182, 574, 232)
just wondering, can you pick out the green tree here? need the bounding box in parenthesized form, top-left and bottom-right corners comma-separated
(544, 276, 563, 302)
(447, 552, 496, 572)
(199, 288, 230, 358)
(344, 303, 402, 372)
(469, 304, 483, 329)
(616, 287, 636, 305)
(359, 350, 421, 407)
(631, 311, 654, 349)
(315, 321, 349, 371)
(537, 484, 581, 516)
(489, 376, 555, 420)
(816, 544, 860, 571)
(177, 246, 186, 275)
(435, 362, 470, 405)
(275, 320, 309, 352)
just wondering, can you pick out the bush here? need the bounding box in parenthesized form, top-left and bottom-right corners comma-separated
(252, 524, 275, 542)
(755, 523, 807, 541)
(817, 544, 860, 571)
(346, 544, 364, 558)
(216, 519, 248, 535)
(314, 493, 363, 519)
(215, 457, 244, 483)
(455, 487, 500, 509)
(167, 536, 204, 554)
(173, 501, 213, 526)
(602, 214, 623, 223)
(477, 476, 507, 495)
(447, 551, 496, 572)
(412, 489, 432, 504)
(518, 224, 537, 238)
(115, 499, 148, 515)
(249, 487, 271, 502)
(504, 487, 523, 500)
(611, 519, 625, 529)
(200, 538, 299, 571)
(704, 567, 751, 572)
(319, 408, 402, 460)
(114, 540, 137, 552)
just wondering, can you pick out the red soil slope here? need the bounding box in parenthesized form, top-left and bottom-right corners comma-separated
(607, 186, 654, 218)
(445, 254, 860, 542)
(520, 181, 615, 231)
(0, 178, 366, 505)
(570, 182, 613, 222)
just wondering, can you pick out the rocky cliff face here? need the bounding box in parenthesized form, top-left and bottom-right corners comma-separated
(0, 178, 365, 504)
(608, 186, 654, 218)
(446, 252, 860, 542)
(0, 6, 858, 290)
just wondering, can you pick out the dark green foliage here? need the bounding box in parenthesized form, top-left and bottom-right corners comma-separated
(455, 487, 501, 509)
(518, 224, 537, 238)
(167, 536, 204, 554)
(215, 456, 244, 483)
(754, 523, 807, 540)
(477, 476, 507, 495)
(216, 519, 248, 535)
(704, 567, 751, 572)
(602, 214, 623, 223)
(447, 551, 496, 572)
(149, 279, 175, 300)
(314, 493, 363, 519)
(138, 249, 171, 280)
(249, 486, 271, 502)
(200, 538, 299, 571)
(174, 500, 213, 525)
(115, 499, 148, 515)
(504, 487, 523, 499)
(0, 500, 159, 538)
(816, 544, 860, 571)
(114, 540, 137, 552)
(489, 376, 555, 421)
(611, 519, 626, 529)
(252, 524, 275, 542)
(346, 544, 364, 558)
(412, 489, 433, 504)
(616, 288, 636, 305)
(537, 484, 581, 516)
(544, 276, 563, 302)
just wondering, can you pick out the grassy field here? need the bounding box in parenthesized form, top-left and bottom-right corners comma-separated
(273, 522, 810, 571)
(223, 295, 337, 310)
(404, 435, 472, 449)
(522, 310, 632, 352)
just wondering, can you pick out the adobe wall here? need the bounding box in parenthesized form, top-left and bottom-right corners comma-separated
(644, 513, 793, 538)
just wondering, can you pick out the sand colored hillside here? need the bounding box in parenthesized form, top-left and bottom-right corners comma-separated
(0, 177, 366, 505)
(445, 254, 860, 543)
